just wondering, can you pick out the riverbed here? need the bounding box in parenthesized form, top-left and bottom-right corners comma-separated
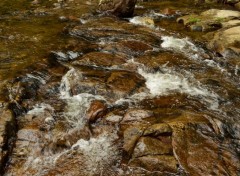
(0, 0, 240, 175)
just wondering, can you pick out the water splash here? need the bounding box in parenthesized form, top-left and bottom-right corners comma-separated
(60, 68, 105, 128)
(27, 103, 54, 115)
(71, 132, 120, 175)
(161, 36, 201, 59)
(138, 67, 219, 110)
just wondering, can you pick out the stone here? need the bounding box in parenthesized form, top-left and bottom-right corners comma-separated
(160, 112, 240, 176)
(123, 125, 146, 158)
(98, 0, 137, 17)
(122, 109, 153, 123)
(106, 70, 145, 97)
(172, 122, 240, 175)
(132, 137, 173, 158)
(105, 114, 123, 123)
(72, 52, 126, 67)
(0, 107, 16, 172)
(200, 9, 240, 19)
(235, 2, 240, 10)
(161, 8, 177, 16)
(206, 26, 240, 57)
(177, 9, 240, 32)
(143, 123, 172, 136)
(129, 155, 178, 173)
(85, 100, 108, 123)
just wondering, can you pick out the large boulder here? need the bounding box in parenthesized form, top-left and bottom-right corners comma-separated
(177, 9, 240, 32)
(98, 0, 137, 17)
(206, 26, 240, 57)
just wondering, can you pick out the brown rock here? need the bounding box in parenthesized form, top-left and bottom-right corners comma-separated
(129, 155, 178, 173)
(235, 2, 240, 10)
(122, 109, 153, 123)
(107, 70, 145, 97)
(166, 112, 240, 176)
(123, 125, 146, 158)
(161, 8, 177, 15)
(72, 52, 126, 67)
(85, 100, 108, 123)
(0, 107, 16, 171)
(144, 123, 172, 136)
(99, 0, 137, 17)
(132, 137, 173, 158)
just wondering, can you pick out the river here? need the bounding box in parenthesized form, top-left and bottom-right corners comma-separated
(0, 0, 239, 175)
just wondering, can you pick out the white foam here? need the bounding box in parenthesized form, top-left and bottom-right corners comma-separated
(64, 93, 105, 128)
(160, 36, 211, 61)
(67, 51, 79, 59)
(60, 68, 106, 128)
(27, 103, 54, 115)
(71, 132, 120, 175)
(129, 16, 155, 28)
(138, 68, 219, 110)
(26, 73, 47, 84)
(59, 68, 82, 98)
(235, 65, 239, 76)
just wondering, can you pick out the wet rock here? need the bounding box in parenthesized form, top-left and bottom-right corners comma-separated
(122, 109, 153, 123)
(129, 155, 178, 173)
(123, 125, 146, 159)
(85, 100, 108, 123)
(165, 112, 240, 176)
(98, 0, 137, 17)
(72, 52, 126, 67)
(206, 26, 240, 57)
(106, 70, 145, 98)
(105, 114, 123, 123)
(0, 106, 16, 172)
(132, 136, 173, 158)
(143, 123, 172, 136)
(102, 39, 153, 57)
(69, 16, 161, 49)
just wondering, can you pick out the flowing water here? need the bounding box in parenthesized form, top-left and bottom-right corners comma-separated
(0, 0, 240, 175)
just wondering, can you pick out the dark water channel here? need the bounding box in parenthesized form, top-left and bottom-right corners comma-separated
(0, 0, 240, 175)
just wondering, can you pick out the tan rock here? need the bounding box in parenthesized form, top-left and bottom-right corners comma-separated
(235, 2, 240, 10)
(206, 26, 240, 57)
(132, 136, 173, 158)
(122, 109, 153, 123)
(201, 9, 240, 19)
(129, 155, 178, 173)
(144, 123, 172, 136)
(123, 125, 146, 158)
